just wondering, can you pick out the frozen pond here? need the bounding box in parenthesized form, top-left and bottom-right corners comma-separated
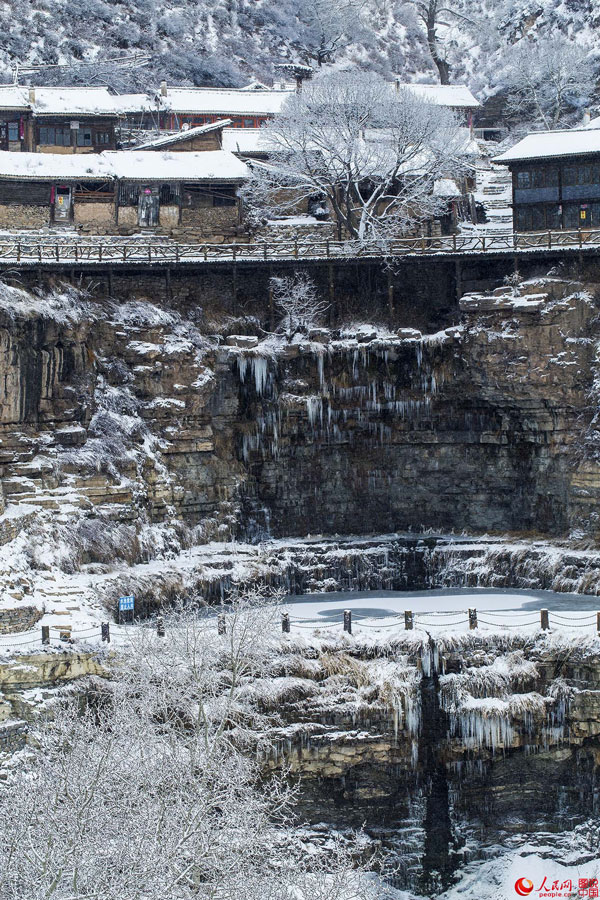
(285, 587, 600, 626)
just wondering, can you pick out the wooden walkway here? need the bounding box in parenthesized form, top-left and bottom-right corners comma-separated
(1, 229, 600, 266)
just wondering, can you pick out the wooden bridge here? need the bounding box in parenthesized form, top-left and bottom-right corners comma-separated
(2, 229, 600, 267)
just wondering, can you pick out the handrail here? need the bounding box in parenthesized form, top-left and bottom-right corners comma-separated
(0, 228, 598, 266)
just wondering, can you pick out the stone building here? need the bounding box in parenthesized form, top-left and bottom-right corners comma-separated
(494, 129, 600, 231)
(0, 149, 248, 236)
(0, 85, 119, 153)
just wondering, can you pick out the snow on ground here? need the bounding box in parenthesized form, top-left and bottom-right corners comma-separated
(0, 526, 599, 657)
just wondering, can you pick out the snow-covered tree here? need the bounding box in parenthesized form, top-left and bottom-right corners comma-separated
(502, 35, 596, 129)
(243, 70, 465, 246)
(0, 596, 375, 900)
(271, 272, 329, 342)
(291, 0, 367, 67)
(405, 0, 481, 84)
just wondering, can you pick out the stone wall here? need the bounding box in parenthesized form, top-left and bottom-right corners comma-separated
(0, 204, 49, 228)
(159, 205, 179, 228)
(0, 720, 28, 752)
(180, 205, 239, 232)
(74, 202, 115, 228)
(0, 606, 42, 635)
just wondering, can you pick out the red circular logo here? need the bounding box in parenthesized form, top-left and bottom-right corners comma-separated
(515, 878, 534, 896)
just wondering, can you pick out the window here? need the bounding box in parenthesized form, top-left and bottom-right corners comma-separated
(94, 131, 110, 145)
(516, 207, 530, 231)
(562, 162, 600, 187)
(212, 185, 237, 207)
(578, 165, 592, 185)
(516, 167, 558, 190)
(564, 204, 580, 228)
(243, 118, 255, 128)
(516, 204, 562, 231)
(39, 126, 71, 146)
(531, 206, 545, 230)
(76, 129, 92, 146)
(7, 121, 19, 142)
(531, 169, 545, 188)
(159, 183, 180, 204)
(118, 183, 139, 206)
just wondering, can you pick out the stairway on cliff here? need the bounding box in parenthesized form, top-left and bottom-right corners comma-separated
(463, 159, 513, 232)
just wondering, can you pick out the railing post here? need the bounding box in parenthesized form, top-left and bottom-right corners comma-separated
(263, 244, 268, 260)
(540, 609, 550, 631)
(281, 613, 290, 633)
(175, 245, 179, 265)
(99, 244, 103, 262)
(597, 612, 600, 636)
(157, 616, 165, 638)
(468, 608, 478, 630)
(343, 609, 352, 634)
(101, 622, 110, 643)
(547, 230, 552, 249)
(41, 625, 50, 645)
(218, 614, 226, 636)
(481, 236, 486, 253)
(16, 242, 20, 262)
(326, 240, 330, 258)
(294, 238, 298, 258)
(404, 610, 413, 631)
(55, 244, 59, 261)
(204, 245, 208, 261)
(452, 234, 456, 252)
(579, 229, 583, 248)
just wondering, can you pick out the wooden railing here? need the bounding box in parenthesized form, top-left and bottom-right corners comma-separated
(0, 229, 600, 266)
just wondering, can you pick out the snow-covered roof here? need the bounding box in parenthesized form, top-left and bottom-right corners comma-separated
(222, 127, 275, 155)
(31, 87, 120, 117)
(0, 86, 29, 110)
(107, 150, 248, 181)
(135, 119, 231, 150)
(158, 87, 293, 116)
(109, 93, 158, 114)
(493, 129, 600, 164)
(583, 115, 600, 130)
(0, 149, 249, 182)
(394, 82, 480, 109)
(434, 177, 462, 197)
(0, 85, 122, 116)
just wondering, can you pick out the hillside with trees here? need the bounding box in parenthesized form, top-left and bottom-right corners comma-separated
(1, 0, 598, 124)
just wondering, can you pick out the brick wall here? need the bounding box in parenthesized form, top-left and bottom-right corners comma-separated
(0, 605, 42, 635)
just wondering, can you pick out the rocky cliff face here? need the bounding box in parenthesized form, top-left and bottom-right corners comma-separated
(254, 630, 600, 892)
(0, 272, 596, 586)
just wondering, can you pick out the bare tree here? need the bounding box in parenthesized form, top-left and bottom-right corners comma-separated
(243, 70, 465, 247)
(502, 35, 596, 129)
(271, 273, 329, 342)
(0, 596, 376, 900)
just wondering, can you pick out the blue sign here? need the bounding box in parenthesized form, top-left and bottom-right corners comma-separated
(119, 595, 135, 611)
